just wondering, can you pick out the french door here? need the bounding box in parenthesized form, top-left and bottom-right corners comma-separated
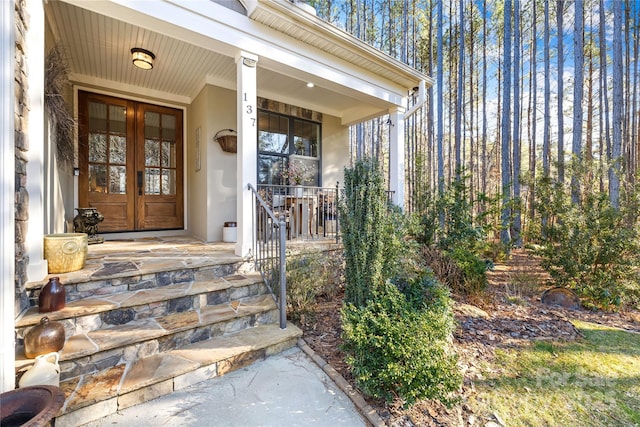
(78, 91, 183, 232)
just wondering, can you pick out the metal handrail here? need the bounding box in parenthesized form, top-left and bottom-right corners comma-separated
(248, 183, 287, 329)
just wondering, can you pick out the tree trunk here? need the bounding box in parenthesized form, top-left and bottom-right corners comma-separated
(610, 0, 623, 209)
(571, 0, 584, 203)
(455, 0, 464, 177)
(585, 10, 593, 166)
(512, 0, 522, 246)
(437, 0, 444, 196)
(482, 0, 488, 209)
(501, 0, 513, 246)
(528, 0, 538, 222)
(600, 0, 611, 192)
(543, 0, 551, 177)
(557, 0, 565, 183)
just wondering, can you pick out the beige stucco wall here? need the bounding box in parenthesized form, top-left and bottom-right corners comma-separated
(320, 114, 348, 188)
(187, 87, 209, 241)
(188, 84, 237, 242)
(206, 86, 238, 241)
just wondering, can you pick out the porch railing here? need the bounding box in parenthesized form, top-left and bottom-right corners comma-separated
(257, 184, 340, 244)
(248, 184, 287, 329)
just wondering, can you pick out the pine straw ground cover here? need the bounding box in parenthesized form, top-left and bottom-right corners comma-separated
(295, 250, 640, 426)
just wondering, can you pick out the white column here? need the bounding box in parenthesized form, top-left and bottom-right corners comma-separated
(388, 106, 406, 209)
(235, 51, 258, 257)
(0, 0, 15, 393)
(25, 0, 48, 280)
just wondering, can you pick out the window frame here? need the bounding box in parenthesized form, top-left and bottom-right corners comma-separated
(257, 109, 321, 187)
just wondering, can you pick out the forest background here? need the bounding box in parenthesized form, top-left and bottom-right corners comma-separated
(308, 0, 635, 251)
(293, 1, 640, 420)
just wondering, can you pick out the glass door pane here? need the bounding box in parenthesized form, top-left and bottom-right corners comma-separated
(144, 111, 177, 195)
(87, 101, 127, 195)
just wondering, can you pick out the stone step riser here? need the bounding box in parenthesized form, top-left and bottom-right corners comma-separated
(29, 260, 252, 304)
(18, 279, 268, 338)
(58, 307, 280, 381)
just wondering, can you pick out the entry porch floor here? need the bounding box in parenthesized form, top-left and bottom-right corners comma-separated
(29, 236, 242, 290)
(28, 234, 340, 291)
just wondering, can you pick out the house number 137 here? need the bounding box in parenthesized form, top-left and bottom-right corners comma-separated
(243, 93, 255, 126)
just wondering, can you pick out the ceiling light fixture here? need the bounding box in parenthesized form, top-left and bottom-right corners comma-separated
(131, 48, 155, 70)
(306, 82, 315, 88)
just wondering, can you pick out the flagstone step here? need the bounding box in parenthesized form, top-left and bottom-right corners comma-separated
(16, 293, 279, 379)
(15, 239, 299, 426)
(53, 323, 302, 427)
(26, 257, 252, 304)
(16, 273, 265, 330)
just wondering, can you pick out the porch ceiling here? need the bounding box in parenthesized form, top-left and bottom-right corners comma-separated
(45, 1, 421, 123)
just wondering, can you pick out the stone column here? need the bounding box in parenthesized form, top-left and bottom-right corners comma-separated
(0, 0, 15, 393)
(388, 106, 406, 209)
(235, 51, 258, 257)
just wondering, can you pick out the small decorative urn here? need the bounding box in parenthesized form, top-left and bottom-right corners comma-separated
(73, 207, 105, 244)
(24, 317, 66, 358)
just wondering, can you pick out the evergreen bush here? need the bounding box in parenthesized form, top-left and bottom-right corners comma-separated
(341, 272, 461, 406)
(339, 158, 388, 307)
(533, 167, 640, 310)
(286, 250, 343, 320)
(417, 175, 492, 295)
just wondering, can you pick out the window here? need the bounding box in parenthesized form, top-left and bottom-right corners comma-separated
(258, 110, 320, 186)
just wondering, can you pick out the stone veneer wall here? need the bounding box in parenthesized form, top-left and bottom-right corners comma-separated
(14, 0, 30, 315)
(257, 97, 323, 123)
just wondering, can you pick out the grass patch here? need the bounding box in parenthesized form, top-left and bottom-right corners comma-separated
(469, 320, 640, 426)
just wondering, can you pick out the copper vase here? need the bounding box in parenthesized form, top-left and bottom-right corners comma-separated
(38, 276, 65, 313)
(24, 317, 66, 359)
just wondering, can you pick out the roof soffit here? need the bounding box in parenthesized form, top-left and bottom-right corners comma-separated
(245, 0, 432, 89)
(53, 0, 422, 121)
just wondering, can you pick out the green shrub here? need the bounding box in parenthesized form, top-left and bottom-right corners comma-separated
(415, 174, 493, 296)
(447, 247, 490, 295)
(339, 158, 388, 307)
(420, 245, 490, 296)
(533, 167, 640, 310)
(341, 271, 461, 406)
(437, 177, 484, 253)
(286, 250, 343, 320)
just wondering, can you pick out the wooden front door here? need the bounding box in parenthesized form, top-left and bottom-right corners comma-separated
(78, 91, 184, 232)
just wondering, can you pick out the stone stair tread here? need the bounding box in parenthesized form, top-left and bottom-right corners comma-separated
(87, 319, 165, 351)
(117, 284, 191, 306)
(154, 310, 201, 334)
(59, 323, 302, 415)
(16, 274, 265, 328)
(59, 334, 99, 360)
(15, 295, 279, 370)
(168, 322, 301, 365)
(63, 365, 126, 413)
(16, 299, 119, 328)
(199, 294, 276, 324)
(120, 353, 199, 394)
(26, 253, 246, 290)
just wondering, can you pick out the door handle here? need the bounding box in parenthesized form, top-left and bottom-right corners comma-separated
(137, 171, 143, 195)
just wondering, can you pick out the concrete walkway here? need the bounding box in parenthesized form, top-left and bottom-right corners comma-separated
(82, 347, 368, 427)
